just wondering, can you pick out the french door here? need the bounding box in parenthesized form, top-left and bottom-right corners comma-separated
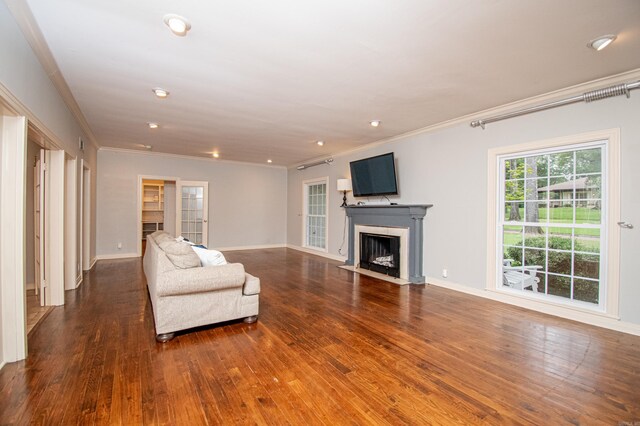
(303, 178, 328, 251)
(177, 181, 208, 245)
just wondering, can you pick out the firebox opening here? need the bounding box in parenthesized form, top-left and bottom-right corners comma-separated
(359, 233, 401, 278)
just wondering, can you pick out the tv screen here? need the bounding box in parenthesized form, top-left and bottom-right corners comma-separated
(349, 153, 398, 197)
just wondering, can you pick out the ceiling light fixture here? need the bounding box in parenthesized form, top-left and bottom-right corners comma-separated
(143, 145, 152, 150)
(316, 140, 324, 146)
(370, 120, 381, 127)
(163, 14, 191, 37)
(587, 34, 617, 51)
(267, 159, 273, 163)
(212, 152, 219, 158)
(148, 122, 159, 129)
(152, 88, 169, 98)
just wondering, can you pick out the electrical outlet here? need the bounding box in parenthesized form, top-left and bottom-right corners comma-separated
(442, 269, 448, 278)
(117, 242, 122, 250)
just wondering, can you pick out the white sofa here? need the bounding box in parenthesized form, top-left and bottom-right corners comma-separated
(143, 231, 260, 342)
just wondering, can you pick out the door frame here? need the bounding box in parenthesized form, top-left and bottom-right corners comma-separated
(64, 156, 77, 290)
(137, 175, 178, 256)
(0, 114, 27, 363)
(301, 177, 329, 252)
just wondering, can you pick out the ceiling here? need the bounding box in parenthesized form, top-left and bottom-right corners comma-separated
(20, 0, 640, 166)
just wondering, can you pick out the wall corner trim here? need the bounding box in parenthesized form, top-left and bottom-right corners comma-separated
(94, 253, 139, 261)
(219, 244, 287, 252)
(286, 244, 347, 262)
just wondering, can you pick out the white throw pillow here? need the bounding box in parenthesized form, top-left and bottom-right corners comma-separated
(192, 246, 227, 266)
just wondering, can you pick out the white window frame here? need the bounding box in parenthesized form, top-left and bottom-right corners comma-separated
(302, 177, 329, 252)
(486, 129, 621, 318)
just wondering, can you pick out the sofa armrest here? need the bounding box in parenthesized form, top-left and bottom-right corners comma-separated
(157, 263, 246, 297)
(243, 273, 260, 296)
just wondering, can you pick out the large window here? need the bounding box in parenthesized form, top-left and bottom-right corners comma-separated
(303, 178, 328, 251)
(489, 129, 620, 317)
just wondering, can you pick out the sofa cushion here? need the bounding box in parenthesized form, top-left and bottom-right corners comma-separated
(159, 240, 201, 269)
(192, 247, 227, 266)
(157, 263, 246, 296)
(150, 230, 167, 239)
(155, 232, 174, 246)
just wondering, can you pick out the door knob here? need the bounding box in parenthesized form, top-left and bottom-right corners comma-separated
(203, 219, 208, 223)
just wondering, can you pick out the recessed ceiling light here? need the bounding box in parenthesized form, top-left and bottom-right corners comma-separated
(143, 145, 152, 150)
(316, 140, 324, 146)
(370, 120, 381, 127)
(163, 14, 191, 37)
(148, 122, 159, 129)
(587, 34, 617, 51)
(267, 159, 273, 163)
(152, 88, 169, 98)
(212, 152, 219, 158)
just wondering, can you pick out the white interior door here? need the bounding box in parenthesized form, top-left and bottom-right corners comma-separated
(177, 181, 208, 245)
(36, 149, 46, 305)
(64, 157, 77, 290)
(45, 150, 65, 306)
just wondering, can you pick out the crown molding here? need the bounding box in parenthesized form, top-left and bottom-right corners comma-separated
(289, 68, 640, 170)
(0, 81, 64, 151)
(99, 147, 288, 170)
(4, 0, 100, 150)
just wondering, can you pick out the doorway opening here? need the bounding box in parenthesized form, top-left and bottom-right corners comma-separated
(138, 177, 177, 256)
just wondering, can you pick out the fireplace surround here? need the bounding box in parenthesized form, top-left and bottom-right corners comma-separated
(344, 205, 432, 284)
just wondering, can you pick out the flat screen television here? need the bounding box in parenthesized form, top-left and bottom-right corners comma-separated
(349, 152, 398, 197)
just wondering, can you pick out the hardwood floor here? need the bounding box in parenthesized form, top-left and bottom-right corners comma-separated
(1, 248, 639, 425)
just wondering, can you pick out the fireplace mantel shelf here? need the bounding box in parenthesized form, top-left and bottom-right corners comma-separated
(344, 204, 433, 284)
(345, 204, 433, 209)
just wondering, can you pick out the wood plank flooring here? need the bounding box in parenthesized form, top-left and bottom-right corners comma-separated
(1, 248, 639, 425)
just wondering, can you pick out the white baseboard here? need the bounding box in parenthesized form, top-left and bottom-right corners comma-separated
(219, 243, 286, 252)
(427, 277, 640, 336)
(26, 282, 35, 290)
(286, 244, 347, 262)
(75, 273, 83, 288)
(89, 257, 97, 269)
(0, 360, 5, 370)
(94, 253, 139, 261)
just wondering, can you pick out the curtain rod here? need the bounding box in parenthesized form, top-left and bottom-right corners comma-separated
(470, 80, 640, 129)
(296, 158, 333, 170)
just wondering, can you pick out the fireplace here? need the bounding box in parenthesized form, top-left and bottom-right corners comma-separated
(343, 205, 432, 284)
(359, 233, 401, 278)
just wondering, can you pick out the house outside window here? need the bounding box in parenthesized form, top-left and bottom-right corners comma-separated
(487, 129, 621, 317)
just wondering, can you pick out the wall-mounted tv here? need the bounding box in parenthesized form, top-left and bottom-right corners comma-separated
(349, 152, 398, 197)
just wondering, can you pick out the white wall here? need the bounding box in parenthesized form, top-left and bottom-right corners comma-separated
(0, 1, 98, 265)
(97, 150, 288, 256)
(288, 90, 640, 326)
(163, 181, 176, 236)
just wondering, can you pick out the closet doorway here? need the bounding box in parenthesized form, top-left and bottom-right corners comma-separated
(24, 124, 66, 334)
(138, 176, 177, 256)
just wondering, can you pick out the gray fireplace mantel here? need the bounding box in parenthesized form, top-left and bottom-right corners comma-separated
(344, 204, 433, 284)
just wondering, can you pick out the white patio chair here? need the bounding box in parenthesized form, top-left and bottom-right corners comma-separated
(502, 259, 542, 292)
